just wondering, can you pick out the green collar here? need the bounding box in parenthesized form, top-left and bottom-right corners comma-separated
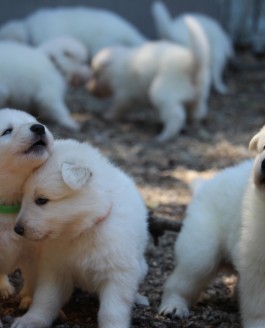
(0, 204, 21, 214)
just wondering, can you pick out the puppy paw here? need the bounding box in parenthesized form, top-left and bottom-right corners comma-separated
(19, 295, 32, 310)
(11, 315, 49, 328)
(0, 277, 14, 299)
(159, 301, 189, 319)
(61, 119, 80, 132)
(135, 293, 149, 306)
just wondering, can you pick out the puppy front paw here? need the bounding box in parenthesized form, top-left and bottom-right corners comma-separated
(159, 301, 189, 319)
(18, 295, 32, 310)
(11, 315, 49, 328)
(0, 276, 14, 299)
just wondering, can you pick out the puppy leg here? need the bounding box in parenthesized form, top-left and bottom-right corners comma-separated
(98, 273, 139, 328)
(159, 219, 221, 318)
(104, 93, 130, 121)
(11, 272, 73, 328)
(0, 274, 14, 298)
(211, 55, 228, 94)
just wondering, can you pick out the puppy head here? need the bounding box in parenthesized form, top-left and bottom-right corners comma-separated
(0, 108, 54, 174)
(87, 48, 115, 98)
(249, 126, 265, 192)
(39, 37, 91, 86)
(14, 140, 96, 241)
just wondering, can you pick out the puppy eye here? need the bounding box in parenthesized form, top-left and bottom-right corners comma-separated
(1, 128, 12, 136)
(35, 197, 49, 206)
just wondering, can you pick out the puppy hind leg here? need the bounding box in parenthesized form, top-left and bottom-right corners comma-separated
(211, 56, 229, 94)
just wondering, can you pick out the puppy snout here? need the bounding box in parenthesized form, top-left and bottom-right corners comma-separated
(261, 159, 265, 175)
(14, 223, 25, 236)
(30, 124, 45, 136)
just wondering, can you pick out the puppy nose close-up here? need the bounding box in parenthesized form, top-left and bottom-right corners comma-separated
(261, 159, 265, 176)
(14, 223, 25, 236)
(30, 124, 45, 136)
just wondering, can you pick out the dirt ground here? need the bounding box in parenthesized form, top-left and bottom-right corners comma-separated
(2, 52, 265, 327)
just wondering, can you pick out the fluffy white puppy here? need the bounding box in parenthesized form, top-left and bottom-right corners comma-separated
(238, 126, 265, 328)
(151, 1, 234, 94)
(0, 6, 147, 56)
(88, 17, 210, 142)
(0, 41, 79, 131)
(12, 139, 148, 328)
(38, 36, 90, 85)
(159, 158, 253, 318)
(0, 108, 53, 315)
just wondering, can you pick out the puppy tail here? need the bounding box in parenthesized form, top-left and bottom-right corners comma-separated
(151, 1, 173, 39)
(184, 15, 210, 90)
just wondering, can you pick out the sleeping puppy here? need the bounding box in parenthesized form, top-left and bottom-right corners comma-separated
(0, 41, 79, 131)
(0, 108, 53, 318)
(0, 6, 147, 56)
(151, 1, 234, 94)
(38, 36, 90, 86)
(238, 126, 265, 328)
(12, 138, 148, 328)
(88, 16, 210, 142)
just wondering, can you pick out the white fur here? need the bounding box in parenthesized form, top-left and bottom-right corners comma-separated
(0, 108, 53, 314)
(151, 1, 234, 94)
(38, 36, 90, 86)
(238, 126, 265, 328)
(159, 159, 252, 318)
(88, 16, 210, 142)
(12, 139, 148, 328)
(0, 7, 147, 56)
(0, 41, 79, 131)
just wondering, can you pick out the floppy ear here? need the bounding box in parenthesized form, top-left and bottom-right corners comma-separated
(61, 162, 92, 190)
(249, 132, 260, 152)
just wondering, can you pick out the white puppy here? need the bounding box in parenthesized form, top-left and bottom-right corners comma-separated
(12, 139, 148, 328)
(159, 158, 253, 318)
(38, 36, 90, 86)
(151, 1, 234, 94)
(0, 6, 147, 56)
(88, 17, 210, 142)
(0, 108, 53, 315)
(0, 41, 79, 131)
(238, 126, 265, 328)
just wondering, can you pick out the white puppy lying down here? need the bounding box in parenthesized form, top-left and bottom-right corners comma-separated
(0, 6, 147, 56)
(12, 139, 149, 328)
(88, 17, 210, 142)
(0, 108, 53, 316)
(151, 1, 234, 94)
(38, 36, 90, 86)
(0, 41, 79, 131)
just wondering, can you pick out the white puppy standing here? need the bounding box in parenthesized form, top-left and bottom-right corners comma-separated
(88, 16, 210, 142)
(0, 108, 53, 321)
(0, 41, 79, 131)
(12, 139, 148, 328)
(151, 1, 234, 94)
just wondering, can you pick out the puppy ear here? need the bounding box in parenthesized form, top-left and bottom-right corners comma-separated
(61, 162, 92, 190)
(249, 133, 259, 152)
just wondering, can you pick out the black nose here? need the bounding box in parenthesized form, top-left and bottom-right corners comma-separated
(14, 224, 24, 236)
(30, 124, 45, 136)
(261, 159, 265, 175)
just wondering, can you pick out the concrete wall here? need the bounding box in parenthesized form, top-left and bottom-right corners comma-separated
(0, 0, 220, 39)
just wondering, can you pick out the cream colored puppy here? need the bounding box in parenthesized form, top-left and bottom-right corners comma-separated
(0, 108, 53, 317)
(88, 17, 210, 142)
(38, 36, 90, 85)
(12, 139, 148, 328)
(238, 126, 265, 328)
(0, 41, 79, 131)
(152, 1, 234, 94)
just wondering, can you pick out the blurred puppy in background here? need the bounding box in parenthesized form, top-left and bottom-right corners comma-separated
(0, 6, 148, 56)
(0, 108, 53, 318)
(88, 16, 210, 142)
(38, 36, 90, 86)
(0, 41, 79, 131)
(12, 138, 148, 328)
(151, 1, 234, 94)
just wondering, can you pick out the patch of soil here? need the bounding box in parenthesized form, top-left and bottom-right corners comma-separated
(2, 53, 265, 327)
